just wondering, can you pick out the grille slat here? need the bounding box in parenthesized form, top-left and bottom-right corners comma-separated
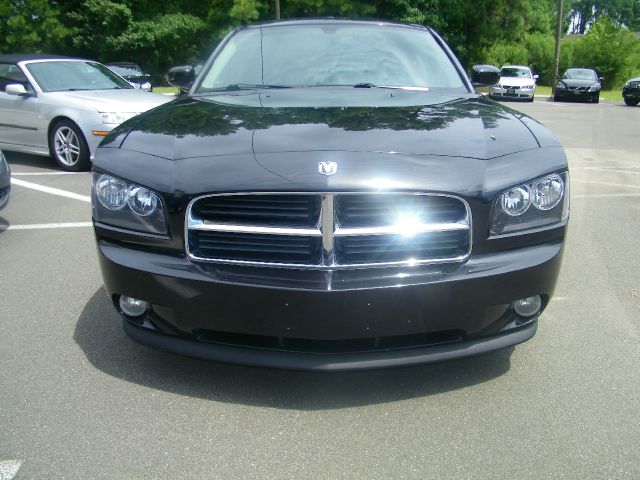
(192, 194, 321, 227)
(187, 193, 471, 268)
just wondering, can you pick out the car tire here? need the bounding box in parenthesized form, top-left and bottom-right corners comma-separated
(624, 97, 638, 106)
(49, 120, 91, 172)
(553, 96, 559, 102)
(593, 94, 600, 104)
(528, 95, 534, 102)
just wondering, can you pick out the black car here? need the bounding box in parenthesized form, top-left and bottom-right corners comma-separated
(0, 149, 10, 210)
(554, 68, 602, 103)
(92, 20, 569, 371)
(106, 62, 152, 91)
(622, 76, 640, 106)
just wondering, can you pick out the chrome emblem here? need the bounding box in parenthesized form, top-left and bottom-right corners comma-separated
(318, 161, 338, 176)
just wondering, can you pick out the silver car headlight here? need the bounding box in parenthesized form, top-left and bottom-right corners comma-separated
(99, 112, 140, 125)
(588, 83, 601, 92)
(491, 172, 569, 235)
(92, 173, 167, 234)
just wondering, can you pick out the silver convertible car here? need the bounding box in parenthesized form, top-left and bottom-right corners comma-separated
(0, 54, 171, 171)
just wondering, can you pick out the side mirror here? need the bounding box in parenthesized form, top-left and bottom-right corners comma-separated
(471, 65, 501, 87)
(5, 84, 28, 96)
(599, 77, 604, 83)
(166, 65, 195, 90)
(533, 74, 539, 80)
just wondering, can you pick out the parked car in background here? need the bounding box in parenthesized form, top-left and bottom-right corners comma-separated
(554, 68, 602, 103)
(94, 20, 569, 371)
(489, 65, 538, 102)
(0, 54, 171, 171)
(0, 149, 10, 210)
(622, 76, 640, 106)
(106, 62, 152, 91)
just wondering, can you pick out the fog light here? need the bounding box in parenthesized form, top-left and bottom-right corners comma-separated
(512, 295, 542, 317)
(119, 296, 149, 317)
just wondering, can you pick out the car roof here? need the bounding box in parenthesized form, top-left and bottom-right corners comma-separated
(0, 54, 87, 64)
(501, 65, 530, 70)
(240, 18, 428, 31)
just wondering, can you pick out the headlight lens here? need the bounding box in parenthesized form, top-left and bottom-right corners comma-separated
(99, 112, 140, 125)
(500, 186, 530, 216)
(588, 83, 601, 92)
(531, 174, 564, 210)
(491, 172, 569, 235)
(555, 82, 564, 89)
(92, 173, 166, 234)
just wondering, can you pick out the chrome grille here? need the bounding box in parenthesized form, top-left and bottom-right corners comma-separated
(187, 193, 471, 269)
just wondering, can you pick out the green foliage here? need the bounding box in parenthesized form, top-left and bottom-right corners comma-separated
(572, 14, 640, 87)
(0, 0, 70, 53)
(1, 0, 640, 88)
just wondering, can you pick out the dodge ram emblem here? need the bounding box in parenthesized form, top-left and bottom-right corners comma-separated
(318, 161, 338, 176)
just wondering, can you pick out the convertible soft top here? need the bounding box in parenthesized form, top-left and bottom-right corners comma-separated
(0, 54, 86, 63)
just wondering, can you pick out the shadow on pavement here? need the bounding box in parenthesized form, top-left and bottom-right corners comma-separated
(75, 288, 514, 410)
(4, 151, 56, 169)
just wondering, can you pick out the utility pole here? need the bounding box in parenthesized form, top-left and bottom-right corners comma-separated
(552, 0, 564, 97)
(276, 0, 280, 19)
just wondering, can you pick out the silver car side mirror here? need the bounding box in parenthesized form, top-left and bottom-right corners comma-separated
(5, 84, 29, 96)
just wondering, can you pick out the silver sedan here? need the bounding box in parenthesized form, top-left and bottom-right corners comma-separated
(0, 54, 171, 171)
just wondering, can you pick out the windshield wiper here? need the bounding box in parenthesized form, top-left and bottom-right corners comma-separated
(212, 83, 293, 91)
(306, 83, 430, 91)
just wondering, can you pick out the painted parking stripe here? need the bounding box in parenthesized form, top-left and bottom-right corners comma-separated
(11, 177, 91, 202)
(0, 460, 21, 480)
(11, 171, 88, 176)
(0, 222, 92, 231)
(571, 179, 640, 190)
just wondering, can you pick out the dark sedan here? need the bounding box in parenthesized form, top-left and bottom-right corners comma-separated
(0, 149, 10, 210)
(92, 20, 569, 371)
(106, 62, 152, 91)
(622, 76, 640, 106)
(554, 68, 602, 103)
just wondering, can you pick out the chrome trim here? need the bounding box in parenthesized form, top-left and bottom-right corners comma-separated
(320, 194, 335, 265)
(335, 222, 468, 237)
(185, 192, 472, 270)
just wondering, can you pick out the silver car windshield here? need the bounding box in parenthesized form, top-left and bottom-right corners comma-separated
(198, 25, 468, 93)
(26, 61, 133, 92)
(500, 67, 531, 78)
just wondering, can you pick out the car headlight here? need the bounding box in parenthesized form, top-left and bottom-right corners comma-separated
(92, 173, 167, 234)
(141, 82, 152, 90)
(491, 172, 569, 235)
(555, 82, 565, 89)
(588, 83, 601, 92)
(99, 112, 140, 125)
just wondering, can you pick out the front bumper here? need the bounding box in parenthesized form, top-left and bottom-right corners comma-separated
(622, 86, 640, 100)
(554, 88, 598, 101)
(489, 86, 535, 100)
(97, 236, 564, 370)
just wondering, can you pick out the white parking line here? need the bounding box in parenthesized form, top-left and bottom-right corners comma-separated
(11, 171, 88, 176)
(11, 177, 91, 202)
(572, 193, 640, 199)
(0, 222, 92, 231)
(571, 179, 640, 190)
(0, 460, 21, 480)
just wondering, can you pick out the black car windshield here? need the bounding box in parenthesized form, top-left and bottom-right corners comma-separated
(563, 69, 598, 80)
(500, 67, 531, 78)
(108, 65, 143, 77)
(26, 61, 133, 92)
(197, 24, 468, 93)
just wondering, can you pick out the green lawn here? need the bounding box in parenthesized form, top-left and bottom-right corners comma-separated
(535, 85, 622, 101)
(152, 86, 178, 95)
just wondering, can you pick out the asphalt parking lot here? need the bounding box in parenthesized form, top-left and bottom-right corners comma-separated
(0, 99, 639, 479)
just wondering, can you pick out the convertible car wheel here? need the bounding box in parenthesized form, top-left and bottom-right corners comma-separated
(49, 120, 90, 171)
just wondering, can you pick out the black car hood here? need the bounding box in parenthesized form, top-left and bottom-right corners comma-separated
(107, 90, 551, 161)
(559, 78, 597, 87)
